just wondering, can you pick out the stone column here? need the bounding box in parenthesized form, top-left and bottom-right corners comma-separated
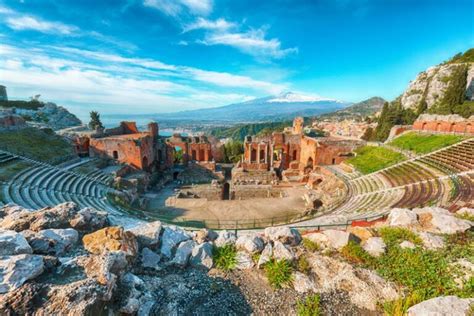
(257, 144, 261, 163)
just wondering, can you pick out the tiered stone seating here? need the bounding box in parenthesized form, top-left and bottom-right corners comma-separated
(0, 152, 18, 165)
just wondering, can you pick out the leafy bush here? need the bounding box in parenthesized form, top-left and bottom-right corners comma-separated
(378, 227, 422, 247)
(341, 241, 374, 266)
(346, 146, 405, 174)
(390, 132, 464, 154)
(213, 244, 237, 271)
(297, 294, 321, 316)
(302, 238, 319, 252)
(297, 255, 311, 274)
(455, 212, 474, 222)
(264, 259, 293, 289)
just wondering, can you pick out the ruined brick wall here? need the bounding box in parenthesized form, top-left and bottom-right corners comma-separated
(387, 125, 413, 141)
(413, 114, 474, 134)
(89, 134, 155, 170)
(105, 121, 140, 136)
(232, 184, 284, 200)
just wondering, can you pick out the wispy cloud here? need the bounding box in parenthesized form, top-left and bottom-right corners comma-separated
(144, 0, 213, 17)
(199, 27, 298, 60)
(183, 17, 236, 32)
(5, 15, 78, 35)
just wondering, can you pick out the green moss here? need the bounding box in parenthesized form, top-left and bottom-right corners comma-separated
(390, 132, 465, 154)
(378, 227, 422, 247)
(346, 146, 406, 174)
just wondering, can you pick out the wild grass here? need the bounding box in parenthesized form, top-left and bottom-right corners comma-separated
(378, 227, 422, 247)
(212, 244, 237, 271)
(302, 238, 319, 252)
(264, 259, 293, 289)
(340, 241, 374, 266)
(382, 292, 425, 316)
(296, 255, 311, 274)
(390, 132, 465, 154)
(297, 294, 321, 316)
(346, 146, 405, 174)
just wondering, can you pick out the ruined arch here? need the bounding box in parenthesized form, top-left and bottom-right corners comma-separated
(449, 122, 456, 132)
(436, 122, 442, 132)
(305, 157, 314, 174)
(422, 122, 427, 130)
(142, 156, 149, 169)
(200, 149, 205, 161)
(293, 150, 298, 161)
(191, 149, 197, 161)
(112, 150, 118, 159)
(259, 149, 265, 162)
(251, 148, 257, 162)
(222, 182, 230, 200)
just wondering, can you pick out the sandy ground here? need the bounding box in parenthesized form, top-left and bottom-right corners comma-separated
(144, 184, 308, 224)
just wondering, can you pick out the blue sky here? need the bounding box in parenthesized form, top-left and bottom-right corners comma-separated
(0, 0, 473, 119)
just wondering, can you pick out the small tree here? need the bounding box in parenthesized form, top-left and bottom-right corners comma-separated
(89, 111, 104, 130)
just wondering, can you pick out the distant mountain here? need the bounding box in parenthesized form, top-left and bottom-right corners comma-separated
(318, 96, 386, 120)
(154, 92, 350, 123)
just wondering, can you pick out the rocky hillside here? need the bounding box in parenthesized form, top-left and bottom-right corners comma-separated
(399, 48, 474, 115)
(0, 202, 472, 315)
(0, 100, 82, 130)
(318, 96, 386, 120)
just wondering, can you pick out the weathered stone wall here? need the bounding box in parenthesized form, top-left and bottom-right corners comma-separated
(232, 184, 284, 200)
(413, 114, 474, 134)
(179, 184, 223, 201)
(232, 168, 277, 185)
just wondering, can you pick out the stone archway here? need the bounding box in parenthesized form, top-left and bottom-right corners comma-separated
(449, 123, 456, 132)
(251, 149, 257, 162)
(142, 156, 149, 170)
(305, 157, 314, 174)
(222, 182, 230, 200)
(422, 122, 427, 130)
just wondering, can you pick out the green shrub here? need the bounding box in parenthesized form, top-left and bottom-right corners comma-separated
(346, 146, 405, 174)
(379, 227, 422, 247)
(264, 259, 293, 289)
(383, 292, 425, 316)
(297, 255, 311, 274)
(390, 132, 465, 154)
(213, 244, 237, 271)
(297, 294, 321, 316)
(340, 241, 374, 266)
(252, 252, 261, 264)
(455, 212, 474, 222)
(302, 238, 319, 252)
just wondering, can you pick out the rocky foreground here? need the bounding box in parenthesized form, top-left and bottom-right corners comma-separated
(0, 203, 473, 315)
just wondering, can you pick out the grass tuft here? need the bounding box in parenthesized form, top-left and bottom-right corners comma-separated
(379, 227, 422, 247)
(302, 238, 320, 252)
(212, 244, 237, 271)
(264, 259, 293, 289)
(341, 241, 374, 266)
(297, 294, 321, 316)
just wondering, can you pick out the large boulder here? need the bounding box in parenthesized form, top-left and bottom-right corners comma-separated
(292, 272, 317, 293)
(83, 227, 138, 258)
(362, 237, 386, 257)
(418, 232, 445, 250)
(69, 207, 108, 232)
(0, 202, 79, 232)
(347, 226, 374, 242)
(0, 254, 44, 293)
(171, 240, 196, 267)
(387, 208, 418, 227)
(273, 241, 295, 261)
(190, 242, 213, 269)
(0, 229, 32, 255)
(128, 221, 162, 249)
(407, 296, 474, 316)
(264, 227, 301, 245)
(160, 226, 191, 258)
(321, 229, 360, 250)
(25, 228, 78, 256)
(80, 251, 128, 287)
(257, 243, 273, 268)
(140, 247, 161, 270)
(418, 207, 472, 234)
(307, 253, 399, 311)
(193, 229, 218, 244)
(304, 232, 330, 249)
(235, 251, 253, 270)
(235, 233, 264, 253)
(214, 230, 237, 247)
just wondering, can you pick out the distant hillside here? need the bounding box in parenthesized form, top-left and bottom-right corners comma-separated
(154, 92, 350, 123)
(319, 97, 386, 120)
(209, 120, 292, 141)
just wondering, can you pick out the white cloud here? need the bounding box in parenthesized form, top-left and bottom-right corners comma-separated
(5, 16, 78, 35)
(183, 17, 236, 32)
(144, 0, 212, 16)
(200, 28, 298, 59)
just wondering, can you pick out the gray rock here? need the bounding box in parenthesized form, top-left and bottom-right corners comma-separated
(257, 243, 273, 268)
(273, 241, 295, 261)
(190, 242, 213, 269)
(235, 251, 253, 270)
(0, 254, 44, 293)
(264, 226, 301, 245)
(322, 229, 360, 250)
(160, 226, 191, 258)
(0, 229, 32, 255)
(140, 247, 161, 269)
(26, 228, 78, 256)
(171, 240, 195, 267)
(214, 230, 236, 247)
(387, 208, 418, 227)
(407, 296, 474, 316)
(418, 232, 445, 250)
(399, 241, 416, 249)
(362, 237, 386, 257)
(415, 207, 472, 234)
(293, 272, 316, 293)
(457, 207, 474, 217)
(69, 207, 108, 232)
(129, 221, 162, 249)
(235, 233, 264, 253)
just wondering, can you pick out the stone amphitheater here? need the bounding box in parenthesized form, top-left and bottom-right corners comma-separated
(1, 137, 473, 229)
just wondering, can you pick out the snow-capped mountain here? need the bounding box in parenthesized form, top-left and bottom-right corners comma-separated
(154, 92, 351, 123)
